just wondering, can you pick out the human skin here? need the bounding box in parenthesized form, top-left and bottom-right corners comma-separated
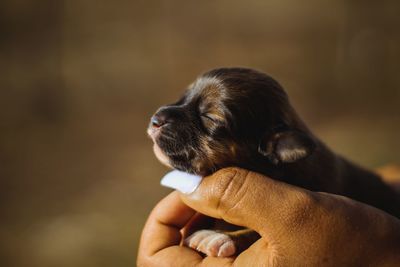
(137, 168, 400, 267)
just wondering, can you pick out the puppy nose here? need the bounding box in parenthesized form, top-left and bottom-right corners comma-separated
(151, 106, 183, 128)
(151, 114, 166, 128)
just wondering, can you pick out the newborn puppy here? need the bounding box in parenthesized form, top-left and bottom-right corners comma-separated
(147, 67, 400, 257)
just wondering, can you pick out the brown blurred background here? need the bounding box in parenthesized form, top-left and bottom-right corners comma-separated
(0, 0, 399, 266)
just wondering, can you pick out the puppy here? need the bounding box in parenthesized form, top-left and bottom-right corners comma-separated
(147, 67, 400, 257)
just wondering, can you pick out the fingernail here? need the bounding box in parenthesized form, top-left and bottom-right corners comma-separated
(160, 170, 203, 194)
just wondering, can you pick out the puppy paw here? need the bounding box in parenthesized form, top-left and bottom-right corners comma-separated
(184, 230, 236, 257)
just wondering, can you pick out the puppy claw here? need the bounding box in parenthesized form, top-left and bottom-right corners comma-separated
(184, 230, 236, 257)
(217, 241, 236, 257)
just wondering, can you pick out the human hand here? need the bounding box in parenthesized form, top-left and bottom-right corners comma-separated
(138, 168, 400, 266)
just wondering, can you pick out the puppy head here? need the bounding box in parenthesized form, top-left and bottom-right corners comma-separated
(148, 67, 315, 175)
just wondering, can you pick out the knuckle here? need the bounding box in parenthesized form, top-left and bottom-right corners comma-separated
(295, 191, 319, 208)
(215, 168, 251, 216)
(282, 190, 321, 228)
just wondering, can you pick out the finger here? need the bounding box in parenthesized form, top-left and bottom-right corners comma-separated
(150, 246, 235, 267)
(138, 191, 235, 267)
(139, 191, 196, 257)
(179, 167, 315, 236)
(235, 239, 270, 267)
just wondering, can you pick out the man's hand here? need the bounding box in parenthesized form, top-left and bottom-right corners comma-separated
(138, 168, 400, 266)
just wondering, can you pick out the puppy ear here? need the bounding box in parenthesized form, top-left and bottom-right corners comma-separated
(258, 130, 315, 164)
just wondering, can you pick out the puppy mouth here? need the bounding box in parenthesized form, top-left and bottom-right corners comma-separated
(148, 126, 201, 175)
(147, 125, 176, 150)
(147, 125, 187, 157)
(147, 124, 161, 141)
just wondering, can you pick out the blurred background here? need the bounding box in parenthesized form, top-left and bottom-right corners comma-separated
(0, 0, 399, 266)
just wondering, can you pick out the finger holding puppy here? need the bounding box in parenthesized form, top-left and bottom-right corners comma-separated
(138, 168, 400, 266)
(178, 168, 400, 266)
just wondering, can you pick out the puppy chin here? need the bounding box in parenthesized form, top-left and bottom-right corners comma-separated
(153, 143, 173, 168)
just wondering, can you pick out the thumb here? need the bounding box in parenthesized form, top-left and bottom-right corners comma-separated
(168, 167, 316, 237)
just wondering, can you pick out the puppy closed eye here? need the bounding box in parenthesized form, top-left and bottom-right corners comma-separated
(200, 113, 218, 130)
(199, 104, 226, 128)
(201, 113, 217, 123)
